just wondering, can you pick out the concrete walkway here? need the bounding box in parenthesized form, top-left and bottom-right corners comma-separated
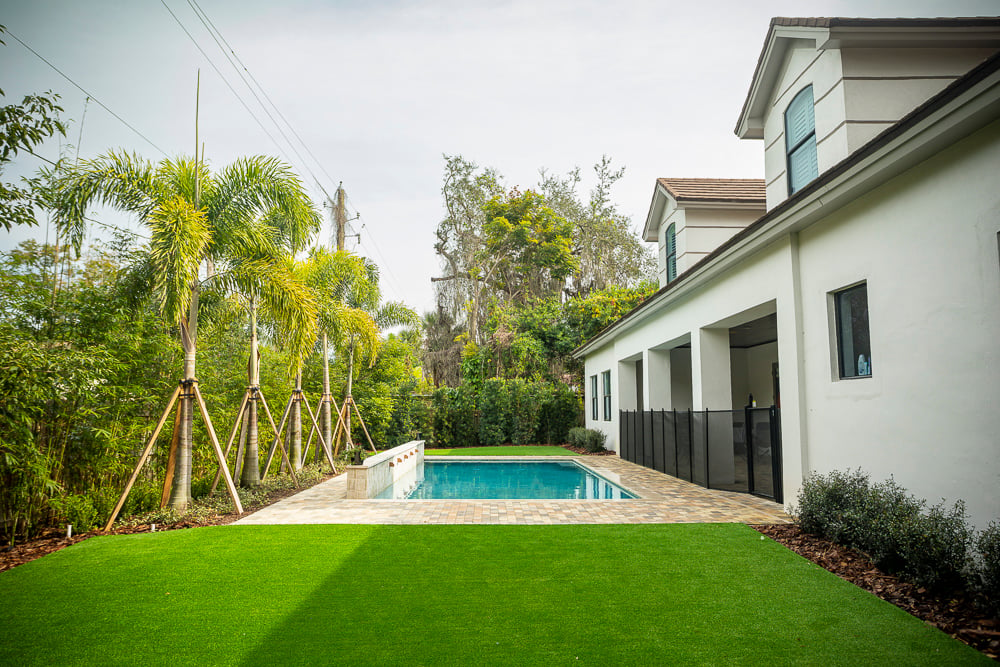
(234, 455, 790, 525)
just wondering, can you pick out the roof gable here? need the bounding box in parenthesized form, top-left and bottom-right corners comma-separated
(735, 16, 1000, 139)
(642, 179, 765, 241)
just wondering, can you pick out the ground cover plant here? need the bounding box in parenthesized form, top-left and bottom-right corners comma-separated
(0, 524, 988, 665)
(424, 445, 576, 456)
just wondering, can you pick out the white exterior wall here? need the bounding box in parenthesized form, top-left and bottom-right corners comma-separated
(795, 119, 1000, 529)
(655, 202, 681, 287)
(583, 118, 1000, 526)
(583, 237, 809, 502)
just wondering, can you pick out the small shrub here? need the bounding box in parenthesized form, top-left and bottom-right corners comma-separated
(893, 500, 972, 590)
(975, 522, 1000, 616)
(568, 427, 606, 453)
(792, 469, 870, 539)
(48, 493, 99, 532)
(861, 478, 923, 572)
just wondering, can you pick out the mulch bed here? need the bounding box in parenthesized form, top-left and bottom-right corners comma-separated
(561, 445, 616, 456)
(753, 523, 999, 661)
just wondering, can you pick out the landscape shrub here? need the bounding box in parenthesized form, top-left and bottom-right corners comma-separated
(48, 493, 99, 533)
(975, 522, 1000, 615)
(792, 468, 870, 539)
(538, 383, 582, 444)
(508, 379, 543, 445)
(794, 469, 976, 592)
(478, 379, 510, 446)
(568, 427, 606, 452)
(893, 500, 972, 590)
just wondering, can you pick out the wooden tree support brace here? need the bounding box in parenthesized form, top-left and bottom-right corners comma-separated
(192, 383, 244, 515)
(348, 396, 378, 454)
(210, 390, 249, 495)
(300, 392, 336, 470)
(104, 385, 181, 532)
(259, 392, 298, 486)
(159, 402, 183, 508)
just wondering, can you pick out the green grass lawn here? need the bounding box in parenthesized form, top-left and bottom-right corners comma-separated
(0, 524, 985, 665)
(425, 445, 575, 456)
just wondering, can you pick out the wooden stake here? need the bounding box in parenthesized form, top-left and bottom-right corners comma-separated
(192, 383, 244, 514)
(300, 391, 336, 470)
(349, 396, 378, 453)
(259, 392, 298, 486)
(104, 386, 181, 531)
(210, 390, 249, 495)
(159, 402, 182, 508)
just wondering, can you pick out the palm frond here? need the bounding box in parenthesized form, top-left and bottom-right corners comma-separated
(148, 195, 210, 324)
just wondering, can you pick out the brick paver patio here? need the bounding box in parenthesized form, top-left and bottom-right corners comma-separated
(235, 455, 790, 525)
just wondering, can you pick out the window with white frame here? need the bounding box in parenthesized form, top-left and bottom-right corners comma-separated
(601, 370, 612, 421)
(833, 282, 872, 379)
(590, 375, 598, 420)
(785, 85, 819, 195)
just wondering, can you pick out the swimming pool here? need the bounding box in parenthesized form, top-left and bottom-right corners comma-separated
(375, 459, 636, 500)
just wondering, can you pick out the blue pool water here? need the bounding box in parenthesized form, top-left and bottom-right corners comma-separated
(376, 459, 635, 500)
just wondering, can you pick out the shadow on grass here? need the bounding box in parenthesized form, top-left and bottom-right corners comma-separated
(241, 524, 988, 666)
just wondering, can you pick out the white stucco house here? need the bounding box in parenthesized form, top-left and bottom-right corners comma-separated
(575, 17, 1000, 528)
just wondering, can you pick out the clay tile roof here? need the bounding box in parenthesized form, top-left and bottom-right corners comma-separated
(771, 16, 1000, 29)
(657, 178, 766, 204)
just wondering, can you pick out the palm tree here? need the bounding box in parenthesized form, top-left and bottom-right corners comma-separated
(334, 258, 419, 451)
(53, 151, 319, 508)
(296, 247, 379, 463)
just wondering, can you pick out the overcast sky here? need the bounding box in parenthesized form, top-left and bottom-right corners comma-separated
(3, 0, 998, 313)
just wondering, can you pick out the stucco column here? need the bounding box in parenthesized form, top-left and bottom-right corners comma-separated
(617, 360, 638, 411)
(644, 348, 671, 410)
(692, 327, 732, 411)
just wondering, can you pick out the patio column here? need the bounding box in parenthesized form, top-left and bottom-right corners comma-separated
(617, 360, 638, 411)
(692, 327, 732, 411)
(644, 348, 671, 410)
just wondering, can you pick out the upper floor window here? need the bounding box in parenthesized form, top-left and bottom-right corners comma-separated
(785, 86, 818, 194)
(665, 223, 677, 282)
(833, 282, 872, 379)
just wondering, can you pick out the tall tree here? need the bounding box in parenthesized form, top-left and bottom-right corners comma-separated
(296, 247, 379, 464)
(53, 152, 319, 508)
(538, 156, 655, 296)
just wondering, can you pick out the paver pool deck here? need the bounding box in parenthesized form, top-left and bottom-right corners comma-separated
(235, 455, 790, 525)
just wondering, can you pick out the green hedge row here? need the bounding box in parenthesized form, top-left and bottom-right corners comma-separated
(793, 469, 1000, 614)
(386, 381, 582, 449)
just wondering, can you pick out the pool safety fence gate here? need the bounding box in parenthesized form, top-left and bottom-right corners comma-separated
(618, 407, 783, 503)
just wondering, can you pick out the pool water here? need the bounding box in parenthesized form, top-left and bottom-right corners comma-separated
(376, 459, 635, 500)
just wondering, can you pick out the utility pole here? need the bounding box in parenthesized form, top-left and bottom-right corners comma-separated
(334, 183, 347, 251)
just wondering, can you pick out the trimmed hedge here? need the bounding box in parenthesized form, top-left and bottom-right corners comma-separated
(418, 380, 582, 449)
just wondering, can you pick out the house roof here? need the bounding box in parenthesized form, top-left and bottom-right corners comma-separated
(657, 178, 765, 203)
(577, 48, 1000, 358)
(735, 16, 1000, 139)
(642, 179, 765, 241)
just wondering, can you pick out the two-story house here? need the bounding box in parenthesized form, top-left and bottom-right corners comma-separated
(575, 17, 1000, 527)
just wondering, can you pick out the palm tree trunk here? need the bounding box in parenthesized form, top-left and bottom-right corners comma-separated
(291, 372, 302, 471)
(240, 301, 261, 487)
(167, 280, 199, 510)
(317, 333, 331, 464)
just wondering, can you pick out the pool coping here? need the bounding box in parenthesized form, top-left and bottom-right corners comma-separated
(234, 455, 791, 525)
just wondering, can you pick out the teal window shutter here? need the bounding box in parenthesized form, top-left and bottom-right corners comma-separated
(785, 86, 818, 194)
(665, 223, 677, 282)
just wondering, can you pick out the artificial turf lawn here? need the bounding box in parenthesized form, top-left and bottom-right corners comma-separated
(425, 445, 576, 456)
(0, 524, 987, 666)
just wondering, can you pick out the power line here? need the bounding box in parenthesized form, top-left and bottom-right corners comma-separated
(345, 194, 407, 303)
(4, 28, 168, 156)
(158, 0, 298, 168)
(189, 0, 341, 194)
(182, 0, 333, 202)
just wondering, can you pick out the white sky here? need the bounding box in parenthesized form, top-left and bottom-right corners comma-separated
(3, 0, 998, 314)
